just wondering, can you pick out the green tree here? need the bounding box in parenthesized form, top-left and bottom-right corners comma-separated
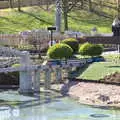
(9, 0, 13, 8)
(88, 0, 93, 11)
(47, 43, 73, 59)
(117, 0, 120, 18)
(62, 0, 81, 31)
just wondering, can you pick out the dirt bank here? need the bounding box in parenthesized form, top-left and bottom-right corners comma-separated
(59, 81, 120, 108)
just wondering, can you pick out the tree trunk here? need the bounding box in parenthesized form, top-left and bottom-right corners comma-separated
(46, 1, 49, 11)
(62, 0, 69, 31)
(118, 0, 120, 18)
(88, 0, 93, 12)
(81, 0, 84, 9)
(63, 10, 68, 31)
(18, 0, 21, 11)
(9, 0, 13, 8)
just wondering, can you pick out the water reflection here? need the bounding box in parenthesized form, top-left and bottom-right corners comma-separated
(0, 106, 18, 120)
(0, 91, 120, 120)
(90, 114, 110, 118)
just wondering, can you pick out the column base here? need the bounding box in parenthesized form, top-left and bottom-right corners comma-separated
(18, 88, 33, 94)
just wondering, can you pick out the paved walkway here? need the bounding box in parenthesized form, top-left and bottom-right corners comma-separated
(102, 50, 120, 55)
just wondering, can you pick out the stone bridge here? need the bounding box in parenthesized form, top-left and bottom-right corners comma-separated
(0, 46, 66, 94)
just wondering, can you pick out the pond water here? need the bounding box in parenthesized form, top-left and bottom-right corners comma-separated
(0, 90, 120, 120)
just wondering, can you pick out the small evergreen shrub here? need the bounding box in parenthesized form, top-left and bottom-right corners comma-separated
(79, 42, 103, 56)
(88, 44, 103, 56)
(61, 38, 79, 53)
(47, 43, 73, 59)
(79, 42, 92, 56)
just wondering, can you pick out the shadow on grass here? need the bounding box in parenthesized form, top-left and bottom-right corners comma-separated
(20, 10, 52, 25)
(60, 62, 120, 96)
(0, 16, 31, 30)
(69, 64, 90, 78)
(107, 66, 120, 68)
(60, 64, 90, 95)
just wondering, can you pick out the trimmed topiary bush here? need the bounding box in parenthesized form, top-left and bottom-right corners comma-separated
(88, 44, 103, 57)
(79, 42, 103, 57)
(79, 42, 92, 56)
(61, 38, 79, 53)
(47, 43, 73, 59)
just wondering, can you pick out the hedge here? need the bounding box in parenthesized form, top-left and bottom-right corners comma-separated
(47, 43, 73, 59)
(61, 38, 79, 53)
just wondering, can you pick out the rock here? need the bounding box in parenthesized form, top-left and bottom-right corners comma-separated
(92, 100, 95, 103)
(102, 72, 120, 83)
(113, 101, 120, 104)
(107, 101, 113, 104)
(97, 94, 110, 102)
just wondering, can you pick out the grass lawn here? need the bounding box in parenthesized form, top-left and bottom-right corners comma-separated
(70, 61, 120, 80)
(0, 6, 113, 33)
(69, 10, 112, 34)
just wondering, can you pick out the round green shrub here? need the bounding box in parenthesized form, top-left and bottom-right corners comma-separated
(88, 44, 103, 56)
(79, 42, 92, 56)
(47, 43, 73, 59)
(61, 38, 79, 53)
(79, 42, 103, 56)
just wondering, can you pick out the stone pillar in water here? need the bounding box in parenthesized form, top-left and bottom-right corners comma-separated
(33, 69, 40, 92)
(19, 51, 33, 93)
(63, 65, 71, 80)
(55, 66, 62, 83)
(44, 67, 51, 90)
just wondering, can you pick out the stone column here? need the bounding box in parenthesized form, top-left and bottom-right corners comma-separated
(33, 69, 40, 92)
(55, 66, 62, 83)
(19, 51, 33, 93)
(44, 67, 51, 90)
(63, 65, 71, 80)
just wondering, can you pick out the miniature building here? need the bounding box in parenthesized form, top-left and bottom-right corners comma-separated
(112, 17, 120, 36)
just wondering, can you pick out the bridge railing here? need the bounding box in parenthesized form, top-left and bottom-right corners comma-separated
(0, 64, 70, 93)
